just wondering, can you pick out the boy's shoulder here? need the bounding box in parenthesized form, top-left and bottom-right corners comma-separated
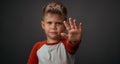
(33, 39, 68, 48)
(33, 40, 46, 50)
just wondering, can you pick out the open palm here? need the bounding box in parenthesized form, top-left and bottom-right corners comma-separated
(61, 18, 82, 43)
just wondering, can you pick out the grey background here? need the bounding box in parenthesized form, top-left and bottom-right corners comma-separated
(1, 0, 120, 64)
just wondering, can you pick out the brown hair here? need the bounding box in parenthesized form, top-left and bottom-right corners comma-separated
(42, 1, 67, 20)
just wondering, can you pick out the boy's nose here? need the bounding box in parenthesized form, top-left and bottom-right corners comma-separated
(51, 24, 57, 29)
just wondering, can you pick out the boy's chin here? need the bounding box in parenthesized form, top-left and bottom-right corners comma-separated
(48, 35, 61, 40)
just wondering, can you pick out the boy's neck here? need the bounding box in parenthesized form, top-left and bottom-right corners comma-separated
(47, 38, 61, 44)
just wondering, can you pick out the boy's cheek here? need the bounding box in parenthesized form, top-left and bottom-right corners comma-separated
(60, 27, 66, 32)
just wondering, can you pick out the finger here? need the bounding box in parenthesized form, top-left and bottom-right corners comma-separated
(79, 22, 82, 30)
(63, 21, 71, 30)
(61, 33, 68, 39)
(69, 18, 74, 29)
(73, 19, 78, 29)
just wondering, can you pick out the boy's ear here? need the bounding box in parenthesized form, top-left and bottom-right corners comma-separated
(41, 21, 45, 29)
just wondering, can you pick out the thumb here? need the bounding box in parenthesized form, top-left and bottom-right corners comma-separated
(61, 33, 68, 39)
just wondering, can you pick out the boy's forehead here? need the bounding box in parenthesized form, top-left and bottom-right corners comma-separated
(44, 13, 64, 21)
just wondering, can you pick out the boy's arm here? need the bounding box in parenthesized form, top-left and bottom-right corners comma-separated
(62, 39, 81, 55)
(61, 18, 82, 54)
(27, 43, 39, 64)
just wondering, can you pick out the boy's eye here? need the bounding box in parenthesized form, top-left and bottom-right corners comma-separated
(56, 22, 63, 25)
(46, 21, 63, 25)
(46, 22, 52, 24)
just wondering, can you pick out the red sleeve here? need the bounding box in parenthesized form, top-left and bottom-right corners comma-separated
(27, 41, 45, 64)
(62, 39, 81, 55)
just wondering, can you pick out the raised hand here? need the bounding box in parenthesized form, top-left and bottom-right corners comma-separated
(61, 18, 82, 44)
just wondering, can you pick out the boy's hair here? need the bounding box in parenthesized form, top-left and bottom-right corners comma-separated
(42, 1, 67, 20)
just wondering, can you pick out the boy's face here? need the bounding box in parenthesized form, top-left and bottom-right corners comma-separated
(41, 13, 65, 40)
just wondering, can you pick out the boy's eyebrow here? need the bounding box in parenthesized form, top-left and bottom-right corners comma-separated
(45, 20, 63, 22)
(45, 20, 52, 22)
(56, 21, 63, 22)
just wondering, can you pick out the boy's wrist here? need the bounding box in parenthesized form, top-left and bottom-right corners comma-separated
(70, 40, 81, 44)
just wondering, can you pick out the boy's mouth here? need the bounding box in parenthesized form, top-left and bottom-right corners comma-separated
(49, 32, 58, 34)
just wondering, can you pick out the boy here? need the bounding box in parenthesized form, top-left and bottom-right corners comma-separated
(28, 1, 82, 64)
